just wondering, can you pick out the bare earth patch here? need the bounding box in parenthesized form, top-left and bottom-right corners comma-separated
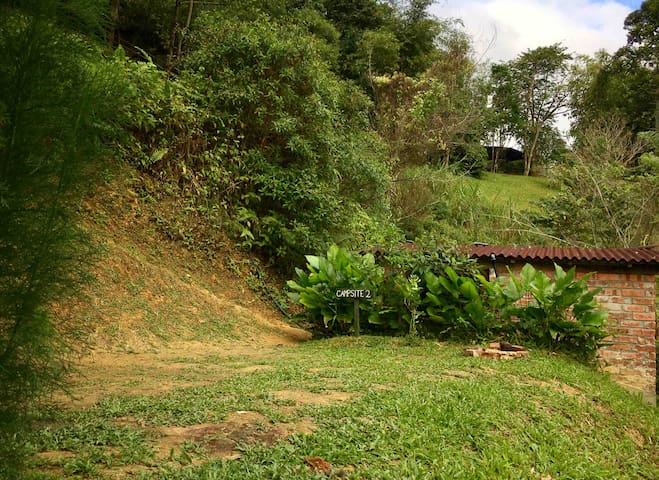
(53, 170, 312, 409)
(272, 389, 355, 406)
(525, 378, 581, 397)
(155, 411, 316, 460)
(56, 336, 309, 409)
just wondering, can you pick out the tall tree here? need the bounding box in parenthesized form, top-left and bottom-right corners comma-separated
(491, 44, 572, 175)
(372, 18, 485, 171)
(533, 118, 657, 247)
(0, 1, 122, 475)
(624, 0, 658, 68)
(570, 1, 658, 135)
(394, 0, 443, 76)
(620, 0, 658, 130)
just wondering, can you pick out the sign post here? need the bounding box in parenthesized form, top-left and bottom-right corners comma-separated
(335, 289, 372, 336)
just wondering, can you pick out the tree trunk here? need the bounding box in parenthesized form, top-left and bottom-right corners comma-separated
(109, 0, 120, 47)
(492, 147, 500, 173)
(176, 0, 194, 61)
(167, 0, 182, 71)
(524, 125, 542, 176)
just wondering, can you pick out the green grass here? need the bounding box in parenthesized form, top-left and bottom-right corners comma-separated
(31, 337, 657, 479)
(463, 172, 554, 210)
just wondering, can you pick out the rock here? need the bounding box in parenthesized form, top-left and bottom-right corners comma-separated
(465, 346, 529, 359)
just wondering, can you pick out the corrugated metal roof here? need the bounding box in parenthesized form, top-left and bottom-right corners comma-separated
(467, 245, 659, 266)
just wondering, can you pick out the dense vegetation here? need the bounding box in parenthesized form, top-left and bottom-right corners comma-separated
(1, 0, 657, 476)
(102, 0, 657, 263)
(288, 245, 608, 356)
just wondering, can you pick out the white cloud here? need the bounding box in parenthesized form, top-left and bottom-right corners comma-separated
(429, 0, 635, 63)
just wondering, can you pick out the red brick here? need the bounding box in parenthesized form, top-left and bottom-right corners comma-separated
(637, 345, 656, 353)
(622, 289, 645, 297)
(612, 336, 638, 344)
(633, 298, 656, 305)
(604, 303, 624, 312)
(617, 351, 644, 359)
(607, 343, 636, 351)
(623, 304, 648, 313)
(626, 328, 657, 337)
(633, 312, 655, 321)
(597, 273, 623, 281)
(619, 320, 643, 328)
(599, 289, 621, 296)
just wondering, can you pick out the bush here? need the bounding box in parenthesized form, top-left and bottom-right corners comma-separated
(367, 243, 479, 334)
(504, 264, 608, 357)
(288, 244, 608, 359)
(287, 245, 383, 334)
(178, 13, 393, 270)
(423, 267, 510, 339)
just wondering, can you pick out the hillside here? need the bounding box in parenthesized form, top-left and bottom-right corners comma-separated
(30, 165, 657, 480)
(54, 165, 310, 407)
(464, 172, 554, 210)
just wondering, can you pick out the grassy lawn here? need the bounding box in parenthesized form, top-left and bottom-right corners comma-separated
(31, 337, 657, 479)
(463, 173, 554, 210)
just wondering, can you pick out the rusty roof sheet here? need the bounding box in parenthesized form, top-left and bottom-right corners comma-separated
(467, 245, 659, 266)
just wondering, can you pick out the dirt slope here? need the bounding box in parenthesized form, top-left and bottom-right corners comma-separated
(55, 166, 310, 406)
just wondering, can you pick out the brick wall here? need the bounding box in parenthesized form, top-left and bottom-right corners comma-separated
(590, 270, 656, 404)
(495, 263, 657, 404)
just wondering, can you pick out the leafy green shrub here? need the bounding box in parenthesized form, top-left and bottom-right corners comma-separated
(373, 244, 479, 334)
(287, 245, 383, 334)
(288, 245, 607, 358)
(370, 271, 422, 333)
(179, 13, 393, 270)
(504, 264, 608, 357)
(423, 267, 509, 339)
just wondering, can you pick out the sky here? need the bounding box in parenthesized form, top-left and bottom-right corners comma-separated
(428, 0, 643, 63)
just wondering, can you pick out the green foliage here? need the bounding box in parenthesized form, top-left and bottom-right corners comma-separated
(287, 244, 608, 358)
(490, 44, 572, 175)
(371, 243, 479, 333)
(287, 245, 383, 334)
(505, 264, 608, 357)
(177, 12, 392, 269)
(372, 30, 486, 172)
(0, 1, 126, 477)
(391, 165, 547, 246)
(570, 50, 657, 136)
(570, 0, 658, 137)
(424, 267, 508, 339)
(533, 118, 658, 247)
(114, 47, 202, 175)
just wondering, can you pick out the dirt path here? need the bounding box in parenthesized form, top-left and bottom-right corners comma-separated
(59, 325, 311, 409)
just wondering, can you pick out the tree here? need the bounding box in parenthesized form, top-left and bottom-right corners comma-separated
(491, 44, 572, 175)
(533, 118, 658, 247)
(180, 12, 393, 269)
(372, 19, 486, 171)
(619, 0, 658, 130)
(321, 0, 387, 79)
(393, 0, 443, 76)
(570, 1, 658, 135)
(0, 1, 122, 475)
(624, 0, 658, 69)
(484, 64, 520, 172)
